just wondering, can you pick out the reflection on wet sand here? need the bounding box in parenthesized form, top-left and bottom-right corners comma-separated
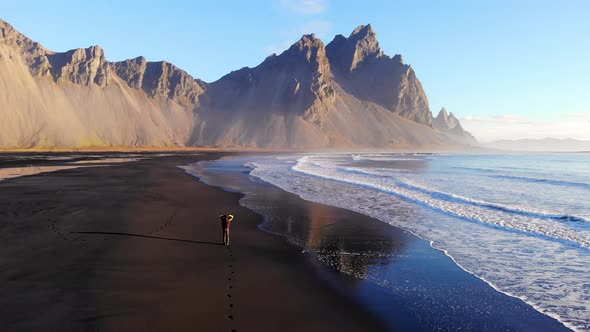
(306, 203, 333, 248)
(68, 158, 141, 164)
(0, 165, 81, 180)
(193, 158, 414, 286)
(300, 200, 413, 281)
(0, 153, 147, 181)
(187, 156, 572, 332)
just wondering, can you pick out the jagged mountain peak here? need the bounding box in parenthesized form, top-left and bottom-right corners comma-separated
(436, 107, 460, 126)
(0, 18, 49, 63)
(331, 34, 347, 42)
(286, 34, 325, 56)
(270, 33, 331, 75)
(299, 33, 319, 42)
(112, 56, 206, 107)
(326, 24, 381, 72)
(1, 18, 15, 36)
(58, 45, 107, 65)
(0, 17, 206, 106)
(350, 24, 377, 41)
(45, 44, 109, 87)
(0, 18, 25, 41)
(207, 30, 334, 121)
(434, 107, 461, 130)
(0, 18, 477, 149)
(351, 24, 374, 36)
(324, 24, 432, 126)
(433, 107, 477, 146)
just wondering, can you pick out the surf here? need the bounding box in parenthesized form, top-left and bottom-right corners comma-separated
(293, 156, 590, 250)
(240, 153, 590, 332)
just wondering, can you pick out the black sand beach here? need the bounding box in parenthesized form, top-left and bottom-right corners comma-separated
(0, 152, 386, 331)
(193, 156, 570, 332)
(0, 152, 570, 331)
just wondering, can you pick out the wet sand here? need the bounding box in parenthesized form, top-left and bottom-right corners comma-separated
(0, 153, 386, 331)
(192, 156, 570, 332)
(0, 152, 570, 331)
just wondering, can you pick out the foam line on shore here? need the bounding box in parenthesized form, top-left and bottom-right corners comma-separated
(243, 154, 588, 332)
(293, 157, 590, 250)
(342, 166, 589, 224)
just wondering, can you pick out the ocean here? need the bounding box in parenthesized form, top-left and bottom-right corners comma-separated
(185, 153, 590, 332)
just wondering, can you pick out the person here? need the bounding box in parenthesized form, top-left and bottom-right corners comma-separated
(219, 214, 234, 246)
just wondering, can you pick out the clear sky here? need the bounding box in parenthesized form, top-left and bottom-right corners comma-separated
(3, 0, 589, 142)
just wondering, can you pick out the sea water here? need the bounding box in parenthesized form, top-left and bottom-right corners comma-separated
(188, 153, 590, 331)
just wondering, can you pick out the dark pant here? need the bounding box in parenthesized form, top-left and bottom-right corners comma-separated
(221, 225, 230, 245)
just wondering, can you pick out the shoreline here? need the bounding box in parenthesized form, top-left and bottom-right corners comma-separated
(237, 153, 588, 331)
(0, 152, 576, 331)
(431, 240, 580, 332)
(0, 152, 387, 331)
(189, 155, 573, 332)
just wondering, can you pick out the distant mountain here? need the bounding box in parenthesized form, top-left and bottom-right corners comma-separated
(432, 107, 478, 146)
(484, 138, 590, 152)
(0, 19, 475, 149)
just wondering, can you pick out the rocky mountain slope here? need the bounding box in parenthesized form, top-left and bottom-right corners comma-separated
(0, 19, 476, 149)
(326, 25, 432, 125)
(433, 107, 477, 145)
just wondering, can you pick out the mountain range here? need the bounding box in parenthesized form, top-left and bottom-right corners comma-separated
(433, 107, 477, 146)
(0, 19, 476, 149)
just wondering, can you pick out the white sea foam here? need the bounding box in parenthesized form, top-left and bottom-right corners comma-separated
(352, 153, 424, 161)
(489, 174, 590, 190)
(344, 167, 590, 223)
(246, 154, 590, 332)
(293, 157, 590, 249)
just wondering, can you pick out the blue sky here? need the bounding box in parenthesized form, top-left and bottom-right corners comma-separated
(3, 0, 589, 141)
